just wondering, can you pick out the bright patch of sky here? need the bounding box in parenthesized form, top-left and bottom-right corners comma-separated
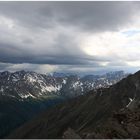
(122, 30, 140, 37)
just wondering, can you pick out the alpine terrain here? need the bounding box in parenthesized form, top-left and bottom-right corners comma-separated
(7, 70, 140, 139)
(0, 1, 140, 139)
(0, 70, 127, 138)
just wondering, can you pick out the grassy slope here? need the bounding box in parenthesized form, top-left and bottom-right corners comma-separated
(0, 95, 64, 138)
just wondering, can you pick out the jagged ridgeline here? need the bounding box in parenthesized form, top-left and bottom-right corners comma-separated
(0, 70, 127, 99)
(0, 70, 127, 138)
(7, 70, 140, 139)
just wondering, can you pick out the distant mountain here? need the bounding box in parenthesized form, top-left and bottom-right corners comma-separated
(52, 72, 76, 78)
(0, 70, 128, 99)
(0, 70, 127, 138)
(7, 70, 140, 139)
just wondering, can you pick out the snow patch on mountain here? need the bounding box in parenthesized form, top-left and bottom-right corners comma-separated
(0, 86, 4, 93)
(62, 79, 67, 84)
(27, 76, 36, 83)
(126, 97, 135, 108)
(19, 93, 36, 99)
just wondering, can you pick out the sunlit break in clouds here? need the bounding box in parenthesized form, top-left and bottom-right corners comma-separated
(0, 1, 140, 74)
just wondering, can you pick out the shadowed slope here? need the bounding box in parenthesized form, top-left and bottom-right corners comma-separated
(8, 71, 140, 139)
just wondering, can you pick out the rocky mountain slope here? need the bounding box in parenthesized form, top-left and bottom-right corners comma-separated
(0, 70, 127, 99)
(7, 70, 140, 139)
(63, 107, 140, 139)
(93, 107, 140, 139)
(0, 70, 127, 138)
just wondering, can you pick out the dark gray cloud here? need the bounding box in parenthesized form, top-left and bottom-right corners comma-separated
(0, 42, 108, 65)
(0, 1, 138, 32)
(49, 1, 138, 32)
(0, 1, 139, 73)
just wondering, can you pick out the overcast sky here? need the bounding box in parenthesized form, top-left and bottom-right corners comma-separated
(0, 1, 140, 74)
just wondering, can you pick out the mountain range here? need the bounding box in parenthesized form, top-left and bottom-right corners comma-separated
(6, 70, 140, 139)
(0, 70, 127, 138)
(0, 70, 127, 99)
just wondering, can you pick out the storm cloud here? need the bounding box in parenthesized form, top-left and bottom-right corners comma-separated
(0, 2, 138, 31)
(0, 1, 140, 74)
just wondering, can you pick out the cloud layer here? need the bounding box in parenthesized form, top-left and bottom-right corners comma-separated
(0, 1, 140, 74)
